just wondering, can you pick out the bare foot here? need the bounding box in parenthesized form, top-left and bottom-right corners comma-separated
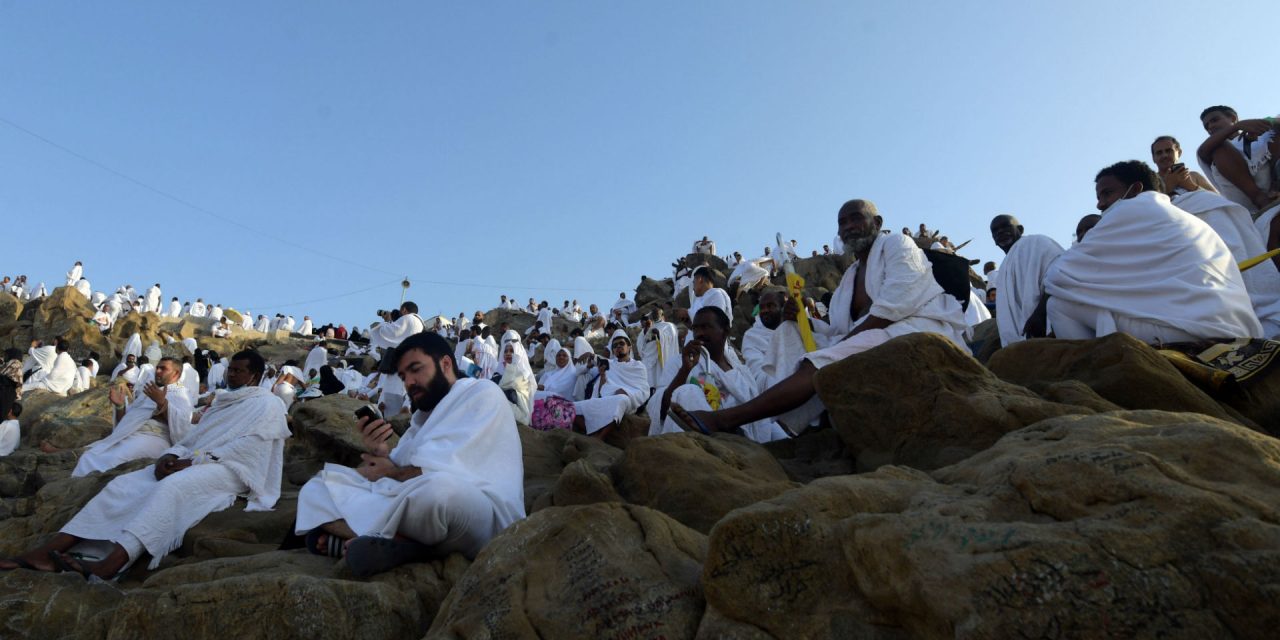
(39, 441, 61, 454)
(0, 551, 57, 572)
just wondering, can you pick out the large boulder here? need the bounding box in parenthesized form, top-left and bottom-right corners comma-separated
(5, 287, 111, 368)
(634, 276, 674, 310)
(427, 503, 707, 639)
(700, 411, 1280, 639)
(988, 333, 1256, 428)
(285, 394, 396, 486)
(613, 433, 798, 534)
(0, 291, 24, 331)
(814, 332, 1094, 471)
(786, 253, 851, 297)
(0, 550, 467, 640)
(519, 425, 622, 513)
(20, 386, 115, 449)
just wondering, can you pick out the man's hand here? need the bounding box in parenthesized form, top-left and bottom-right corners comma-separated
(154, 454, 193, 480)
(782, 295, 800, 323)
(356, 453, 395, 481)
(680, 340, 703, 372)
(142, 381, 166, 404)
(108, 385, 126, 407)
(358, 416, 393, 457)
(1237, 118, 1273, 139)
(1159, 165, 1195, 193)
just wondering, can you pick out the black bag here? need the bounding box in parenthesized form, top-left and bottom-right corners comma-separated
(923, 249, 972, 312)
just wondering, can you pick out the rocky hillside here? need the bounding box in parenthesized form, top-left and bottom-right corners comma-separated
(1, 285, 1278, 639)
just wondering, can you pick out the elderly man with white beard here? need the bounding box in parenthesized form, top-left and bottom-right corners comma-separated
(294, 332, 524, 576)
(669, 199, 967, 435)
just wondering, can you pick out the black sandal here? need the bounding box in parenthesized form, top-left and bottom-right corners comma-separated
(304, 529, 346, 558)
(48, 551, 92, 580)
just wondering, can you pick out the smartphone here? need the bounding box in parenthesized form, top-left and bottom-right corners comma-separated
(354, 404, 382, 423)
(1171, 163, 1185, 172)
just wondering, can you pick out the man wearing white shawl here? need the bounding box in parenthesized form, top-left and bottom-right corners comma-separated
(210, 305, 224, 323)
(669, 199, 967, 436)
(1194, 106, 1277, 214)
(73, 278, 92, 300)
(0, 350, 288, 578)
(70, 359, 92, 395)
(23, 341, 77, 396)
(73, 357, 193, 477)
(498, 340, 536, 425)
(110, 354, 138, 383)
(145, 284, 161, 314)
(573, 330, 650, 437)
(989, 215, 1065, 346)
(741, 289, 787, 391)
(369, 302, 426, 353)
(240, 311, 253, 330)
(1172, 189, 1280, 338)
(298, 316, 314, 336)
(1045, 161, 1262, 343)
(687, 266, 733, 325)
(253, 315, 270, 332)
(189, 299, 207, 318)
(65, 261, 83, 287)
(122, 333, 143, 361)
(655, 307, 788, 442)
(303, 344, 329, 381)
(294, 332, 524, 576)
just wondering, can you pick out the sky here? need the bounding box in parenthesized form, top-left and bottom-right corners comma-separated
(1, 1, 1275, 328)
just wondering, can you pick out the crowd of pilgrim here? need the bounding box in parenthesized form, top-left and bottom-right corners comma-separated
(1, 103, 1277, 579)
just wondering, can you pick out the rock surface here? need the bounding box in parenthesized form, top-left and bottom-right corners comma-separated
(814, 332, 1093, 471)
(2, 325, 1279, 639)
(428, 503, 708, 639)
(700, 410, 1280, 639)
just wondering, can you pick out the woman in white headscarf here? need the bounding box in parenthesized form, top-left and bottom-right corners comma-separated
(535, 348, 577, 401)
(498, 341, 535, 425)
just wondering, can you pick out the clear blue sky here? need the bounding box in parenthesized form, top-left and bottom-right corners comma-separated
(2, 1, 1274, 328)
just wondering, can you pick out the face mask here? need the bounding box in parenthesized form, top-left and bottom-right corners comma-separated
(1099, 183, 1139, 218)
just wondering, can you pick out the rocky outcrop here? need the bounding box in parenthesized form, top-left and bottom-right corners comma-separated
(427, 503, 708, 639)
(988, 333, 1257, 428)
(700, 410, 1280, 639)
(814, 332, 1093, 471)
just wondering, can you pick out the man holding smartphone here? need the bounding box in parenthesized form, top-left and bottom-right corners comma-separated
(293, 332, 525, 576)
(1151, 136, 1218, 196)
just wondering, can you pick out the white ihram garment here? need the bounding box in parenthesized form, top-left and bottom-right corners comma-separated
(60, 386, 289, 568)
(73, 382, 194, 477)
(369, 314, 425, 351)
(574, 347, 649, 434)
(23, 352, 77, 395)
(651, 346, 788, 443)
(1173, 190, 1280, 339)
(994, 234, 1064, 346)
(1045, 192, 1262, 342)
(295, 378, 525, 558)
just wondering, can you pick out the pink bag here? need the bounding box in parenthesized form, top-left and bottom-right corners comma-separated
(531, 396, 575, 431)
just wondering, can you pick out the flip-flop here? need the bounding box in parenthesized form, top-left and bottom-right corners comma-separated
(344, 536, 432, 578)
(305, 529, 346, 558)
(48, 551, 92, 580)
(668, 403, 712, 435)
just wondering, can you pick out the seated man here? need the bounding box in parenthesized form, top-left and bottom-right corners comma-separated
(573, 330, 650, 438)
(0, 350, 288, 578)
(294, 332, 524, 576)
(73, 357, 193, 477)
(611, 292, 637, 319)
(669, 199, 967, 435)
(1196, 106, 1278, 213)
(23, 339, 76, 396)
(1169, 183, 1280, 339)
(1045, 160, 1262, 342)
(693, 235, 716, 255)
(1151, 135, 1217, 196)
(654, 307, 788, 443)
(989, 214, 1065, 345)
(741, 288, 787, 391)
(0, 402, 20, 457)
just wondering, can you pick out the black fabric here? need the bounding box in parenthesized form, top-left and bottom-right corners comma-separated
(923, 249, 972, 312)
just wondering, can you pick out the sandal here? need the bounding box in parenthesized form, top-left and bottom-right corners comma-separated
(48, 551, 92, 580)
(304, 529, 346, 558)
(667, 403, 712, 435)
(344, 536, 432, 578)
